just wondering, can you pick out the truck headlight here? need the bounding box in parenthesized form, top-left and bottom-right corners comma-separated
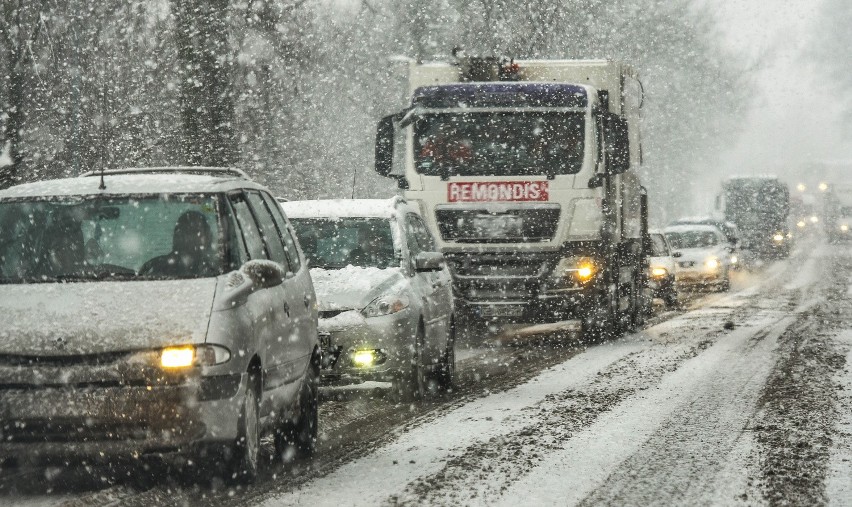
(160, 344, 231, 368)
(362, 293, 410, 317)
(553, 256, 597, 284)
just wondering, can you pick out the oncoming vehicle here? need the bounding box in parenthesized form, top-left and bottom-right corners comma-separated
(0, 167, 319, 482)
(646, 230, 679, 307)
(282, 198, 455, 400)
(664, 224, 732, 291)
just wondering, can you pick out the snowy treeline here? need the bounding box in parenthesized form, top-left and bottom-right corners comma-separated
(1, 0, 745, 216)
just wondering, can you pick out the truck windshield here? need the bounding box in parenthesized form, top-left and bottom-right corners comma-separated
(414, 111, 585, 177)
(0, 194, 223, 283)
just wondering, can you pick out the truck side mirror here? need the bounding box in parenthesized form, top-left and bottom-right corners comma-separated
(375, 114, 396, 177)
(604, 114, 630, 175)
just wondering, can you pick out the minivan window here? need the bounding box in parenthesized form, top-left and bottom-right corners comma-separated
(229, 194, 267, 260)
(0, 194, 222, 283)
(246, 191, 291, 273)
(262, 192, 302, 273)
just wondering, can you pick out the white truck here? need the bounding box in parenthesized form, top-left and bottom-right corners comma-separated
(374, 57, 648, 340)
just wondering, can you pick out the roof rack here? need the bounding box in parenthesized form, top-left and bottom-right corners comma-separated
(80, 166, 250, 179)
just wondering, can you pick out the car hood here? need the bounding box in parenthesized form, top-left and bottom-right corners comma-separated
(310, 266, 405, 312)
(0, 278, 217, 355)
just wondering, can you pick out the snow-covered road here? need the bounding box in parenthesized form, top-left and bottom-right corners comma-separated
(3, 241, 850, 506)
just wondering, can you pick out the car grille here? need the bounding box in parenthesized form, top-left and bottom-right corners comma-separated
(435, 206, 560, 243)
(0, 351, 130, 367)
(1, 419, 150, 443)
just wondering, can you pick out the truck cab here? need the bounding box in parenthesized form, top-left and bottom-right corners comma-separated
(375, 58, 647, 339)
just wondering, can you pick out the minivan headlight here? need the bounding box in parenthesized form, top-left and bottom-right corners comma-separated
(362, 293, 410, 318)
(160, 344, 231, 368)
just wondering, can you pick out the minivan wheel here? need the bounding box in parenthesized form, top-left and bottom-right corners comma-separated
(436, 319, 456, 392)
(229, 377, 260, 483)
(394, 326, 426, 402)
(275, 366, 319, 462)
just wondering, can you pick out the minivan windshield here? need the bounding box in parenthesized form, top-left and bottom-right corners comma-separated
(414, 111, 585, 177)
(0, 194, 223, 283)
(289, 217, 396, 269)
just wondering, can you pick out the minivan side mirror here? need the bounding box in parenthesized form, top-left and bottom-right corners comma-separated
(604, 113, 630, 175)
(242, 259, 284, 289)
(413, 251, 445, 272)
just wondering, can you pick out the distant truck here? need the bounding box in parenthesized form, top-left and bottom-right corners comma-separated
(824, 184, 852, 242)
(716, 176, 790, 260)
(374, 57, 648, 340)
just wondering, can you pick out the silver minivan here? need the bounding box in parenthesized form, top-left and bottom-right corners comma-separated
(0, 167, 318, 482)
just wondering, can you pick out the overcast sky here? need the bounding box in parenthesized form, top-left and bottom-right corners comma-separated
(712, 0, 845, 182)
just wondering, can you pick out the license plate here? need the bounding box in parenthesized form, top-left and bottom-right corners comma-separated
(479, 305, 524, 318)
(472, 215, 523, 237)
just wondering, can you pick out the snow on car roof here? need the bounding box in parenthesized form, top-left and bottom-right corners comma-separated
(281, 198, 405, 219)
(663, 224, 721, 234)
(0, 173, 258, 198)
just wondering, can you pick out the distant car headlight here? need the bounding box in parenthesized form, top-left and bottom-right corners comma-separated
(362, 293, 410, 317)
(650, 267, 668, 278)
(351, 349, 387, 368)
(553, 256, 597, 284)
(705, 257, 720, 269)
(730, 255, 738, 265)
(797, 221, 806, 228)
(842, 224, 849, 232)
(772, 233, 785, 242)
(160, 344, 231, 368)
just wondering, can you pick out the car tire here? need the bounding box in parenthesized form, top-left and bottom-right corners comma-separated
(435, 318, 456, 392)
(394, 325, 426, 402)
(663, 287, 679, 307)
(229, 374, 260, 484)
(275, 361, 319, 462)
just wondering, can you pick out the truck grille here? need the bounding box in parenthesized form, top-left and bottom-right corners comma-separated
(445, 252, 556, 301)
(435, 206, 560, 243)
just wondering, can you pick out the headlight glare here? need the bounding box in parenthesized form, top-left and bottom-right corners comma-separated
(553, 256, 597, 284)
(842, 224, 849, 232)
(160, 344, 230, 368)
(773, 233, 785, 242)
(650, 267, 668, 278)
(161, 347, 194, 368)
(705, 257, 720, 269)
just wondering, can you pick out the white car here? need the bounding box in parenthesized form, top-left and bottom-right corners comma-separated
(282, 197, 455, 400)
(664, 224, 732, 291)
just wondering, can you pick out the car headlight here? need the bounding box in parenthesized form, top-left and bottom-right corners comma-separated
(842, 224, 849, 232)
(362, 293, 410, 318)
(772, 233, 785, 242)
(705, 257, 720, 269)
(797, 221, 806, 228)
(730, 255, 738, 265)
(160, 344, 231, 368)
(351, 349, 387, 368)
(553, 256, 597, 284)
(650, 267, 668, 278)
